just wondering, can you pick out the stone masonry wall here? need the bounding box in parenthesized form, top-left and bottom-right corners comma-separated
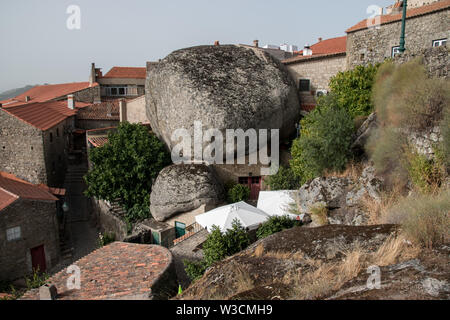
(347, 8, 449, 68)
(90, 198, 128, 241)
(0, 110, 47, 185)
(393, 45, 449, 78)
(0, 199, 60, 281)
(285, 54, 347, 109)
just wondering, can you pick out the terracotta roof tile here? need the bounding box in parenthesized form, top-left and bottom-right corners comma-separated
(76, 99, 121, 121)
(282, 36, 347, 64)
(0, 172, 58, 210)
(346, 0, 450, 33)
(88, 136, 110, 148)
(0, 82, 99, 108)
(20, 242, 172, 300)
(1, 100, 78, 131)
(101, 67, 146, 79)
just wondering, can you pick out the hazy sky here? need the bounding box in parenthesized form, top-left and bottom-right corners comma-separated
(0, 0, 394, 92)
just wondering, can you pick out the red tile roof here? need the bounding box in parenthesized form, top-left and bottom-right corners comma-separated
(0, 172, 58, 210)
(0, 82, 99, 108)
(282, 36, 347, 64)
(20, 242, 173, 300)
(88, 136, 110, 148)
(1, 100, 80, 131)
(101, 67, 146, 79)
(76, 99, 121, 121)
(346, 0, 450, 33)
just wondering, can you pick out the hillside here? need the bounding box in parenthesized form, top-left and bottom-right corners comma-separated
(0, 85, 37, 101)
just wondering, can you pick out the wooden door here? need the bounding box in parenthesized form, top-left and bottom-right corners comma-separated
(30, 245, 46, 273)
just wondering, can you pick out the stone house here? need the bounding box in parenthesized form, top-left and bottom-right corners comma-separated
(0, 172, 60, 281)
(346, 0, 449, 68)
(282, 36, 347, 112)
(89, 63, 147, 99)
(0, 98, 88, 186)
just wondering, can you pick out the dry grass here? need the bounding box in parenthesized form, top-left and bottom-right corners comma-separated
(324, 162, 364, 182)
(362, 185, 404, 225)
(254, 243, 264, 258)
(264, 250, 305, 261)
(288, 233, 422, 300)
(310, 204, 329, 226)
(233, 265, 255, 294)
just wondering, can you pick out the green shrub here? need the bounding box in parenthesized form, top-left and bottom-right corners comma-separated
(183, 260, 208, 282)
(441, 107, 450, 167)
(386, 189, 450, 248)
(265, 166, 301, 191)
(329, 63, 379, 118)
(227, 184, 250, 203)
(98, 232, 116, 248)
(290, 95, 355, 185)
(185, 220, 251, 281)
(25, 268, 49, 290)
(256, 215, 302, 240)
(404, 149, 444, 193)
(369, 59, 449, 189)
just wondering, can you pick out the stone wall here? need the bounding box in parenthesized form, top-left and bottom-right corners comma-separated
(42, 118, 74, 187)
(347, 8, 449, 68)
(0, 110, 47, 185)
(0, 199, 60, 281)
(54, 86, 101, 104)
(126, 95, 149, 124)
(90, 198, 128, 241)
(285, 54, 347, 109)
(76, 119, 120, 131)
(393, 46, 449, 78)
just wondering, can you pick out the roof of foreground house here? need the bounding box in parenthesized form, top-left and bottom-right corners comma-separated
(1, 100, 89, 131)
(0, 82, 98, 108)
(0, 172, 58, 211)
(101, 67, 147, 79)
(76, 99, 121, 121)
(282, 36, 347, 64)
(20, 242, 173, 300)
(346, 0, 450, 33)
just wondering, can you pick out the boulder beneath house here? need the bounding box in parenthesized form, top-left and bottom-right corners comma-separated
(351, 113, 378, 157)
(145, 45, 300, 155)
(150, 164, 225, 222)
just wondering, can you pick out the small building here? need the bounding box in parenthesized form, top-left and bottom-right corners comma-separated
(282, 36, 347, 112)
(0, 98, 89, 186)
(89, 64, 147, 99)
(20, 242, 177, 300)
(0, 172, 60, 281)
(346, 0, 449, 68)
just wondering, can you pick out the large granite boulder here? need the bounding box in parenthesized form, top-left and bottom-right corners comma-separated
(150, 164, 225, 222)
(146, 45, 300, 156)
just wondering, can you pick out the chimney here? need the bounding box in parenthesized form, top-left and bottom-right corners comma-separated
(303, 44, 313, 56)
(318, 37, 323, 42)
(25, 96, 31, 102)
(119, 99, 127, 122)
(39, 284, 57, 300)
(253, 40, 259, 48)
(214, 40, 220, 46)
(89, 63, 96, 86)
(67, 95, 75, 110)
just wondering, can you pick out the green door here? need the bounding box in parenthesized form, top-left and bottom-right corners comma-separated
(175, 221, 186, 239)
(152, 231, 160, 245)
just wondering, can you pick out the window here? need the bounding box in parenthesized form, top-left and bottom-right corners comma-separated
(433, 39, 447, 47)
(299, 79, 311, 92)
(56, 128, 59, 137)
(49, 132, 53, 143)
(6, 227, 21, 241)
(238, 177, 249, 185)
(118, 87, 125, 95)
(392, 46, 401, 58)
(110, 87, 118, 96)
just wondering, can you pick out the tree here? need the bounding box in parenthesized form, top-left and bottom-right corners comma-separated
(84, 122, 171, 219)
(329, 63, 379, 118)
(265, 166, 301, 191)
(227, 184, 250, 203)
(290, 95, 354, 185)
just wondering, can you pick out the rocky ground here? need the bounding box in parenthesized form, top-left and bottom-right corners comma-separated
(177, 225, 449, 300)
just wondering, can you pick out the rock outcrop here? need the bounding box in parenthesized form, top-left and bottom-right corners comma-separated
(145, 45, 300, 155)
(150, 164, 225, 222)
(295, 164, 383, 226)
(351, 113, 378, 157)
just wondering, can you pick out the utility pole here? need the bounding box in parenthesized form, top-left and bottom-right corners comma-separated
(399, 0, 408, 53)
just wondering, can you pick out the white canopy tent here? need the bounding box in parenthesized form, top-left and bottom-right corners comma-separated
(257, 190, 300, 219)
(195, 202, 271, 232)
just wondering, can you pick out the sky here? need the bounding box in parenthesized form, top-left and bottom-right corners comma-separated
(0, 0, 394, 92)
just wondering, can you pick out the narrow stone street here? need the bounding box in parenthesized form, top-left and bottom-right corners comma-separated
(51, 164, 99, 274)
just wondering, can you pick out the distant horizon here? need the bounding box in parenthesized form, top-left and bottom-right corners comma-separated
(0, 0, 394, 92)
